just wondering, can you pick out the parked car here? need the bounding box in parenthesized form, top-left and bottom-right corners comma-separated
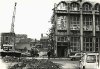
(21, 52, 31, 57)
(38, 51, 47, 57)
(69, 53, 84, 61)
(79, 53, 99, 69)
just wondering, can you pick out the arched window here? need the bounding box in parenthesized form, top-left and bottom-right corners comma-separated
(94, 4, 99, 12)
(82, 3, 92, 11)
(70, 2, 80, 11)
(57, 2, 67, 10)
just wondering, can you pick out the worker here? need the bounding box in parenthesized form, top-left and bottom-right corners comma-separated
(47, 50, 51, 59)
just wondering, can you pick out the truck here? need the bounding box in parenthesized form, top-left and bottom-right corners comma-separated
(0, 32, 21, 57)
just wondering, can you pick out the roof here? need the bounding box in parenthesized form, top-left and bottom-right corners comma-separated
(40, 36, 49, 40)
(30, 39, 36, 42)
(16, 34, 27, 38)
(18, 38, 32, 43)
(54, 0, 100, 9)
(65, 0, 97, 4)
(1, 32, 15, 36)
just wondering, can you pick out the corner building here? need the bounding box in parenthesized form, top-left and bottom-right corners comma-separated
(51, 0, 100, 57)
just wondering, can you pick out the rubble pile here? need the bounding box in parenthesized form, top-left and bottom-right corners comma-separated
(3, 57, 61, 69)
(2, 56, 20, 62)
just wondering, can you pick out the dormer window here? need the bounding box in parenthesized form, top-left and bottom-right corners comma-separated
(57, 2, 67, 10)
(95, 4, 99, 12)
(70, 2, 80, 11)
(83, 3, 92, 11)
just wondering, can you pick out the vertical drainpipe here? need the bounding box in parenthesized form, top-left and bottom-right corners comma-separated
(99, 4, 100, 68)
(93, 8, 95, 52)
(80, 5, 83, 53)
(67, 3, 70, 55)
(55, 14, 58, 57)
(54, 3, 58, 57)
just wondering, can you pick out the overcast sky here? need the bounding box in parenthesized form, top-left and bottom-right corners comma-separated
(0, 0, 100, 40)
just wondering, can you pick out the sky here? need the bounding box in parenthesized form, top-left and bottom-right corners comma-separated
(0, 0, 100, 40)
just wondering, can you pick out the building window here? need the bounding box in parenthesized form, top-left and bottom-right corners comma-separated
(57, 36, 68, 42)
(57, 2, 68, 10)
(5, 36, 9, 41)
(83, 38, 93, 52)
(95, 16, 100, 31)
(82, 3, 92, 11)
(61, 37, 64, 41)
(9, 47, 12, 50)
(83, 16, 92, 31)
(70, 3, 80, 11)
(95, 38, 99, 52)
(71, 16, 80, 25)
(4, 36, 9, 44)
(95, 4, 99, 12)
(70, 37, 80, 52)
(70, 31, 80, 35)
(83, 32, 92, 36)
(3, 46, 8, 51)
(57, 30, 67, 35)
(57, 16, 67, 30)
(70, 16, 80, 30)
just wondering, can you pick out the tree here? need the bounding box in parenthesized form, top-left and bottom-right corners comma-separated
(23, 47, 27, 52)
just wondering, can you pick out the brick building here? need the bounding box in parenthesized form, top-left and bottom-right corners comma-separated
(40, 34, 49, 49)
(51, 0, 100, 57)
(15, 34, 27, 43)
(15, 34, 32, 52)
(1, 32, 15, 51)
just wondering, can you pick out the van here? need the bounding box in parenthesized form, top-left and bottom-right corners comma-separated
(79, 53, 99, 69)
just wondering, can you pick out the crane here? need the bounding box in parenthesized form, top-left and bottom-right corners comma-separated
(10, 2, 17, 33)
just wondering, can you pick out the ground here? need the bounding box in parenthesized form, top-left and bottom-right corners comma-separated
(3, 57, 80, 69)
(1, 51, 80, 69)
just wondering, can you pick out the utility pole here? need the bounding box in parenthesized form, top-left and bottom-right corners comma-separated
(10, 2, 17, 33)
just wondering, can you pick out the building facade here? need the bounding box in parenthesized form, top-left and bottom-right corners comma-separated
(51, 0, 100, 57)
(1, 32, 15, 51)
(15, 38, 32, 52)
(15, 34, 32, 52)
(40, 34, 49, 49)
(15, 34, 27, 43)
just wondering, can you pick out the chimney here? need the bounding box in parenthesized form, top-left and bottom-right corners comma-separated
(35, 39, 37, 42)
(41, 34, 43, 38)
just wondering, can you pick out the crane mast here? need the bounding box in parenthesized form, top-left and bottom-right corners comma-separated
(10, 2, 17, 33)
(0, 2, 21, 57)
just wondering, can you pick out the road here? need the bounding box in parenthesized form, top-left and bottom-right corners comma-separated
(50, 59, 80, 69)
(25, 57, 80, 69)
(3, 56, 80, 69)
(38, 51, 80, 69)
